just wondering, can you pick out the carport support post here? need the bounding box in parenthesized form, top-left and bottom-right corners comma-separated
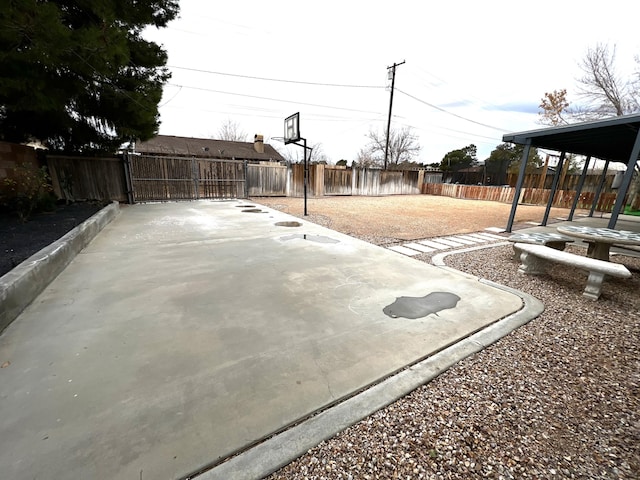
(506, 140, 531, 232)
(608, 129, 640, 228)
(541, 151, 566, 226)
(568, 156, 591, 221)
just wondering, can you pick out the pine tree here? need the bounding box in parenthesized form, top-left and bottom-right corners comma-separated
(0, 0, 179, 153)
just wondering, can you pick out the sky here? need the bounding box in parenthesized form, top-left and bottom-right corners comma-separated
(142, 0, 639, 165)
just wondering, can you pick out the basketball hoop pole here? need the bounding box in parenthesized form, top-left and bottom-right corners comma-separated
(284, 112, 310, 216)
(289, 137, 311, 216)
(303, 137, 308, 216)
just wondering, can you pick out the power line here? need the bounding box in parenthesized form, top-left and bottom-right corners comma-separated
(168, 65, 385, 89)
(159, 85, 182, 107)
(166, 82, 384, 114)
(395, 88, 510, 132)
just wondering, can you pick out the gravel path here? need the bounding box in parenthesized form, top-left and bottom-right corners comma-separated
(253, 196, 640, 480)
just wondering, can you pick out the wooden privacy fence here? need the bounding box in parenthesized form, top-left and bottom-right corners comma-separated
(283, 165, 424, 197)
(505, 171, 618, 192)
(324, 166, 352, 195)
(246, 163, 287, 196)
(127, 155, 246, 202)
(521, 188, 622, 211)
(47, 155, 128, 202)
(422, 183, 623, 213)
(41, 155, 626, 211)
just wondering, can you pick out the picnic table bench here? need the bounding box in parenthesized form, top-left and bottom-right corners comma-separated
(514, 242, 631, 300)
(507, 232, 575, 259)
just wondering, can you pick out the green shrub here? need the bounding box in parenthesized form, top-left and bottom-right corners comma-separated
(3, 163, 54, 222)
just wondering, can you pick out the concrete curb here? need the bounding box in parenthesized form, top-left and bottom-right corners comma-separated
(431, 241, 511, 268)
(0, 201, 120, 333)
(194, 246, 544, 480)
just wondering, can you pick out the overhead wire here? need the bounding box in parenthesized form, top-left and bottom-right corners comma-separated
(165, 64, 510, 140)
(163, 57, 518, 158)
(165, 82, 384, 115)
(395, 88, 510, 133)
(159, 85, 182, 107)
(168, 65, 385, 89)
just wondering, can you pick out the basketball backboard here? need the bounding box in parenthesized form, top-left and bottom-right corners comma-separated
(284, 112, 300, 144)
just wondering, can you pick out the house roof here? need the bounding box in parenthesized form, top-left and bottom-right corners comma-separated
(134, 135, 285, 162)
(502, 113, 640, 162)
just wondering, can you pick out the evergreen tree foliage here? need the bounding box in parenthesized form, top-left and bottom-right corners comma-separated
(0, 0, 179, 153)
(485, 143, 541, 185)
(440, 144, 477, 172)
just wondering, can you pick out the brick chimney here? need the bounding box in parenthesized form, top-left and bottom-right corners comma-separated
(253, 134, 264, 154)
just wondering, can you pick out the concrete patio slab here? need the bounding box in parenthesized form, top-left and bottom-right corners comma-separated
(0, 200, 526, 480)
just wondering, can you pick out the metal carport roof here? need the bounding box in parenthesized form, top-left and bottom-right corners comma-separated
(502, 113, 640, 231)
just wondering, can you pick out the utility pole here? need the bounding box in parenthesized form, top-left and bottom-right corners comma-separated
(384, 60, 405, 170)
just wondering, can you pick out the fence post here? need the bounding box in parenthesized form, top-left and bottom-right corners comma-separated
(123, 153, 134, 204)
(243, 160, 248, 198)
(191, 157, 199, 199)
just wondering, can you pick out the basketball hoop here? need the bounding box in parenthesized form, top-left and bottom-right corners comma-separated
(284, 112, 300, 145)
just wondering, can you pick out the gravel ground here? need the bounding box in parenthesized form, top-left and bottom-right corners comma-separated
(253, 196, 640, 480)
(251, 195, 593, 245)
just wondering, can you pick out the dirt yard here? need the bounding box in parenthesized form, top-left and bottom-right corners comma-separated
(251, 194, 592, 243)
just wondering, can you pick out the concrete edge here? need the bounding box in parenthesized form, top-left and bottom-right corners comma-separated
(0, 201, 121, 333)
(194, 244, 544, 480)
(431, 241, 511, 268)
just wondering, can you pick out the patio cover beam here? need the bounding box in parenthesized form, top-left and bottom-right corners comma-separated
(568, 155, 591, 221)
(505, 140, 531, 232)
(541, 151, 565, 226)
(608, 128, 640, 228)
(502, 114, 640, 231)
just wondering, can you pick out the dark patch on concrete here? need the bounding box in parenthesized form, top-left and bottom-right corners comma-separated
(275, 221, 302, 227)
(236, 205, 255, 208)
(242, 209, 264, 213)
(280, 234, 340, 244)
(383, 292, 461, 319)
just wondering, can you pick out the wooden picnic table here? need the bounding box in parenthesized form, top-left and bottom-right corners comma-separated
(556, 225, 640, 261)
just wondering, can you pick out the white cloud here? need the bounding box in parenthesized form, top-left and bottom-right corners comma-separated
(144, 0, 640, 163)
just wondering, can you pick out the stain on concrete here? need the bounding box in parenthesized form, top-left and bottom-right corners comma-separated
(275, 221, 302, 227)
(280, 234, 339, 244)
(383, 292, 461, 319)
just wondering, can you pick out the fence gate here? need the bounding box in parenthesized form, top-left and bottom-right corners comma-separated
(126, 154, 247, 202)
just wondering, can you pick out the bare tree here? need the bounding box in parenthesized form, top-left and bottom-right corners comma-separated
(273, 144, 298, 163)
(273, 141, 325, 164)
(308, 142, 328, 164)
(576, 44, 640, 208)
(365, 126, 421, 168)
(354, 147, 381, 168)
(216, 119, 248, 142)
(577, 44, 639, 118)
(538, 89, 570, 126)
